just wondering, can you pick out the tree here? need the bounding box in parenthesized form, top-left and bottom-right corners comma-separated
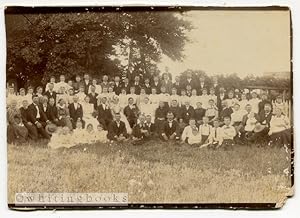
(6, 9, 192, 89)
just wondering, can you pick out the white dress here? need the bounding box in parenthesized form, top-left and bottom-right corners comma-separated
(82, 102, 98, 128)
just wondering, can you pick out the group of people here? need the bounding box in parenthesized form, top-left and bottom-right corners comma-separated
(7, 71, 291, 149)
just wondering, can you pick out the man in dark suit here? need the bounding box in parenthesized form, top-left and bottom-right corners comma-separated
(121, 77, 130, 94)
(68, 95, 84, 129)
(144, 114, 156, 137)
(88, 85, 99, 109)
(108, 113, 128, 141)
(19, 99, 38, 140)
(44, 83, 57, 104)
(82, 73, 92, 94)
(27, 95, 50, 139)
(199, 75, 209, 94)
(180, 100, 195, 125)
(143, 78, 152, 95)
(211, 76, 220, 95)
(46, 97, 60, 125)
(73, 75, 83, 93)
(169, 99, 181, 121)
(113, 75, 122, 95)
(160, 111, 180, 141)
(96, 96, 113, 130)
(151, 76, 161, 94)
(131, 75, 142, 95)
(124, 97, 139, 128)
(172, 76, 181, 95)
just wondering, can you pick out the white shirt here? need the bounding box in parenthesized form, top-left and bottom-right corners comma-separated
(200, 95, 210, 109)
(269, 115, 290, 134)
(33, 103, 40, 119)
(189, 95, 201, 108)
(249, 98, 261, 114)
(181, 125, 202, 144)
(221, 125, 236, 140)
(231, 110, 245, 124)
(199, 124, 212, 136)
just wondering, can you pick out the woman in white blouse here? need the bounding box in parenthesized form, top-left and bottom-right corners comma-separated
(181, 119, 202, 145)
(268, 107, 291, 146)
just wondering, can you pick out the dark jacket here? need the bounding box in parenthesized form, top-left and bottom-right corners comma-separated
(155, 106, 168, 120)
(108, 120, 127, 140)
(68, 102, 83, 122)
(27, 103, 48, 124)
(143, 84, 152, 95)
(194, 108, 206, 121)
(46, 104, 59, 122)
(256, 110, 272, 128)
(151, 81, 161, 94)
(96, 104, 113, 121)
(82, 80, 92, 94)
(169, 106, 182, 120)
(88, 92, 99, 109)
(124, 104, 139, 121)
(161, 120, 180, 137)
(180, 105, 195, 124)
(113, 82, 123, 95)
(219, 107, 233, 121)
(44, 90, 57, 103)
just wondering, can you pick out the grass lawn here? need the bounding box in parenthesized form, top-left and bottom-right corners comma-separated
(8, 140, 293, 205)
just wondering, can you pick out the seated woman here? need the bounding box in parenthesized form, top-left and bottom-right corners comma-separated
(181, 118, 202, 146)
(57, 98, 73, 131)
(95, 124, 108, 143)
(268, 107, 291, 147)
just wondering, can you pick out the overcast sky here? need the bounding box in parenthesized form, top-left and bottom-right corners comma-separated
(157, 10, 291, 78)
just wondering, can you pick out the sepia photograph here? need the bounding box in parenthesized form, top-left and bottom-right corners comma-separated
(5, 6, 293, 209)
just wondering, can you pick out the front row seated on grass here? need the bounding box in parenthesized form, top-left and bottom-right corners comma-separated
(44, 105, 291, 149)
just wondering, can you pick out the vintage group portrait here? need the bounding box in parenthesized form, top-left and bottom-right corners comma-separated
(5, 6, 293, 209)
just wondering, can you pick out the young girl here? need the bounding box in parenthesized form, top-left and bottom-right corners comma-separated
(208, 88, 217, 106)
(205, 99, 218, 124)
(239, 93, 249, 115)
(200, 88, 209, 109)
(77, 85, 87, 104)
(249, 91, 261, 114)
(119, 88, 128, 109)
(149, 88, 160, 110)
(190, 89, 200, 109)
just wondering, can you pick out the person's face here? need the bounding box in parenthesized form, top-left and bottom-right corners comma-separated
(68, 81, 73, 86)
(128, 99, 134, 105)
(189, 119, 196, 126)
(11, 100, 17, 108)
(234, 105, 240, 111)
(103, 75, 108, 82)
(92, 79, 97, 85)
(59, 99, 65, 105)
(213, 77, 218, 83)
(196, 102, 202, 108)
(202, 90, 207, 95)
(68, 89, 74, 95)
(87, 125, 93, 132)
(171, 89, 177, 95)
(103, 88, 108, 93)
(213, 121, 219, 128)
(203, 117, 209, 124)
(37, 88, 43, 94)
(130, 88, 135, 94)
(124, 78, 129, 83)
(91, 86, 96, 92)
(264, 105, 271, 113)
(60, 75, 65, 82)
(139, 116, 145, 124)
(276, 97, 283, 103)
(73, 96, 79, 102)
(210, 89, 215, 95)
(224, 118, 231, 126)
(9, 88, 14, 94)
(246, 105, 252, 113)
(144, 98, 149, 104)
(140, 89, 146, 95)
(61, 87, 66, 93)
(241, 94, 246, 100)
(163, 74, 168, 80)
(187, 72, 192, 78)
(146, 116, 151, 123)
(101, 98, 107, 104)
(175, 76, 180, 82)
(20, 89, 25, 96)
(252, 93, 257, 98)
(219, 88, 225, 93)
(76, 76, 81, 82)
(159, 101, 164, 107)
(32, 97, 39, 104)
(185, 101, 190, 107)
(84, 74, 89, 80)
(171, 100, 177, 107)
(167, 113, 174, 120)
(50, 77, 55, 83)
(186, 85, 192, 91)
(151, 89, 156, 94)
(154, 77, 159, 82)
(115, 114, 121, 121)
(108, 87, 113, 93)
(97, 125, 103, 131)
(121, 89, 126, 94)
(181, 91, 186, 96)
(49, 98, 55, 106)
(43, 97, 48, 104)
(85, 97, 90, 103)
(22, 100, 28, 108)
(209, 100, 214, 106)
(228, 92, 234, 98)
(192, 90, 197, 95)
(145, 79, 150, 84)
(200, 77, 205, 82)
(135, 76, 140, 82)
(262, 95, 267, 100)
(28, 88, 33, 94)
(161, 87, 166, 93)
(115, 76, 120, 82)
(79, 87, 84, 92)
(275, 108, 282, 116)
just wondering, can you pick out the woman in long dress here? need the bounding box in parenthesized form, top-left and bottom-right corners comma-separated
(81, 96, 99, 129)
(110, 96, 132, 134)
(57, 98, 73, 130)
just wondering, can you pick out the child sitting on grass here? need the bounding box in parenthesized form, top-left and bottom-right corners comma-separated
(199, 116, 213, 145)
(219, 116, 237, 149)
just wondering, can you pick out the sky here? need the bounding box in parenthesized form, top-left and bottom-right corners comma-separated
(157, 10, 291, 79)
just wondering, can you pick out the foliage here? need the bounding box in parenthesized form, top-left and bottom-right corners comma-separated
(6, 11, 192, 87)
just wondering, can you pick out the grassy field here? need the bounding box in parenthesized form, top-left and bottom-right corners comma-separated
(7, 140, 293, 205)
